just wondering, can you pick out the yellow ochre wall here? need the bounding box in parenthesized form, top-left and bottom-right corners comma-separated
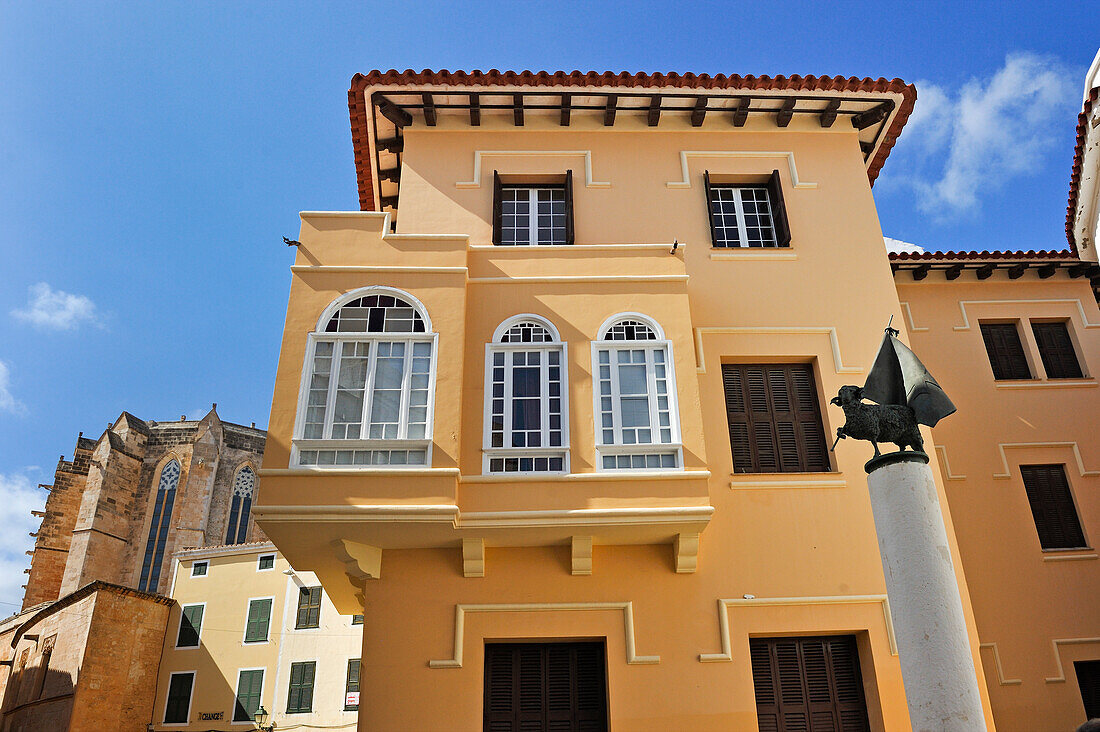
(259, 114, 997, 730)
(899, 274, 1100, 731)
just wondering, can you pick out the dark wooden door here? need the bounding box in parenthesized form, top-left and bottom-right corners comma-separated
(750, 636, 870, 732)
(484, 642, 607, 732)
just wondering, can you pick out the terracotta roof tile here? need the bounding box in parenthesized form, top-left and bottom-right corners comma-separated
(890, 249, 1077, 262)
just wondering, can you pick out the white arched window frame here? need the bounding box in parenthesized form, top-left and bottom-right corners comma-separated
(483, 315, 569, 474)
(292, 287, 438, 468)
(591, 314, 682, 471)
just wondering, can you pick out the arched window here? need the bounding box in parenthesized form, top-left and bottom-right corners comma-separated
(593, 315, 681, 470)
(139, 459, 180, 591)
(295, 288, 436, 467)
(225, 466, 255, 544)
(484, 316, 567, 473)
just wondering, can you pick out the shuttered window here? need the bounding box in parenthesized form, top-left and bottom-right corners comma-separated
(245, 598, 272, 643)
(233, 669, 264, 722)
(723, 364, 829, 473)
(750, 636, 870, 732)
(492, 171, 575, 246)
(484, 642, 607, 732)
(1032, 322, 1083, 379)
(296, 586, 322, 629)
(176, 604, 203, 648)
(164, 671, 194, 724)
(1020, 464, 1087, 550)
(705, 169, 791, 248)
(345, 658, 361, 711)
(1075, 659, 1100, 719)
(979, 323, 1032, 380)
(286, 661, 316, 714)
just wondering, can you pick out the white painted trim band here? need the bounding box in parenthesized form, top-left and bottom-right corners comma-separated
(666, 151, 817, 189)
(456, 151, 611, 188)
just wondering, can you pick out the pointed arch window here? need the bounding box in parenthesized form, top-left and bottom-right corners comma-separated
(225, 466, 255, 544)
(294, 288, 437, 467)
(484, 316, 568, 473)
(592, 315, 682, 470)
(139, 459, 180, 591)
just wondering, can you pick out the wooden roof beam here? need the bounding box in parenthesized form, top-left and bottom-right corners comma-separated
(421, 93, 436, 126)
(604, 95, 618, 126)
(513, 94, 524, 126)
(912, 264, 931, 281)
(975, 264, 995, 280)
(732, 97, 750, 127)
(945, 264, 963, 280)
(560, 94, 571, 126)
(1037, 265, 1057, 279)
(852, 100, 895, 130)
(1069, 263, 1093, 278)
(469, 93, 480, 126)
(1007, 264, 1027, 279)
(820, 99, 841, 128)
(379, 168, 400, 183)
(776, 98, 796, 127)
(376, 137, 403, 153)
(380, 195, 398, 209)
(690, 96, 708, 127)
(648, 95, 661, 126)
(377, 98, 411, 128)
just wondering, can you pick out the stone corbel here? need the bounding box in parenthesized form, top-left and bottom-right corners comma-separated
(571, 536, 593, 576)
(462, 538, 485, 578)
(675, 533, 699, 573)
(332, 539, 382, 605)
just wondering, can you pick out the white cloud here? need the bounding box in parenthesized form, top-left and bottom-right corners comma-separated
(884, 237, 925, 254)
(895, 53, 1077, 219)
(0, 361, 26, 416)
(0, 471, 47, 613)
(11, 282, 100, 331)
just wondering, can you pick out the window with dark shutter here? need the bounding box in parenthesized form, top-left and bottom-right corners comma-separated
(750, 635, 870, 732)
(345, 658, 361, 711)
(484, 642, 607, 732)
(164, 671, 194, 724)
(1075, 659, 1100, 719)
(233, 669, 263, 722)
(287, 661, 316, 714)
(704, 169, 790, 248)
(979, 323, 1032, 380)
(1032, 322, 1083, 379)
(492, 172, 573, 246)
(723, 364, 829, 473)
(296, 586, 322, 629)
(1020, 464, 1087, 550)
(176, 604, 203, 648)
(245, 598, 272, 643)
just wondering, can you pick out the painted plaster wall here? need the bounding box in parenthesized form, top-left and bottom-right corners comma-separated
(259, 116, 995, 730)
(898, 274, 1100, 731)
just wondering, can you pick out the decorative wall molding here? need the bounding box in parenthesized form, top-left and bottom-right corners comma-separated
(1042, 552, 1098, 562)
(675, 533, 699, 573)
(462, 538, 484, 578)
(571, 536, 593, 576)
(992, 442, 1099, 479)
(951, 299, 1100, 331)
(455, 151, 610, 189)
(693, 327, 862, 375)
(468, 274, 689, 284)
(899, 302, 929, 332)
(457, 506, 714, 529)
(709, 251, 797, 261)
(665, 151, 818, 189)
(429, 601, 659, 668)
(1044, 637, 1100, 683)
(935, 446, 967, 481)
(729, 476, 846, 490)
(978, 642, 1022, 686)
(291, 265, 467, 274)
(698, 595, 897, 663)
(993, 380, 1098, 390)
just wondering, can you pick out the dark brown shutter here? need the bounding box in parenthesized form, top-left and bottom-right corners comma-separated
(766, 169, 791, 247)
(979, 323, 1032, 380)
(484, 642, 607, 732)
(564, 169, 575, 245)
(492, 170, 503, 245)
(1032, 322, 1083, 379)
(723, 364, 829, 473)
(750, 636, 870, 732)
(1075, 660, 1100, 719)
(1020, 464, 1086, 550)
(704, 170, 718, 247)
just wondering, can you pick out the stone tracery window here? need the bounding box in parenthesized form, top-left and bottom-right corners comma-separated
(138, 459, 180, 591)
(225, 465, 255, 544)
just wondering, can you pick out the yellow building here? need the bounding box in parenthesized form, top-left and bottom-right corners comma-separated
(151, 543, 362, 730)
(250, 69, 1099, 731)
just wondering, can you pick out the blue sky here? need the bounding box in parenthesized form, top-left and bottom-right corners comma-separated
(0, 1, 1096, 610)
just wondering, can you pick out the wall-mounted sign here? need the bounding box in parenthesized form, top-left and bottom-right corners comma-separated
(198, 711, 224, 721)
(345, 692, 360, 707)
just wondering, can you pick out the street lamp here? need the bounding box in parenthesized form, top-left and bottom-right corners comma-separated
(254, 705, 276, 731)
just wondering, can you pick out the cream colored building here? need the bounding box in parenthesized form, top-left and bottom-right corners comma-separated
(151, 543, 362, 730)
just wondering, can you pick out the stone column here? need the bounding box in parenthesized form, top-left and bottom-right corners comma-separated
(865, 452, 986, 732)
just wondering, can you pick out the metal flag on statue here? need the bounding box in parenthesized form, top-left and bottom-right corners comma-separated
(862, 323, 956, 428)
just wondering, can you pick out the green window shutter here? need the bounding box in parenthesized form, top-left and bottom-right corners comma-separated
(164, 672, 194, 724)
(296, 587, 322, 629)
(233, 669, 264, 722)
(287, 661, 316, 713)
(177, 604, 203, 647)
(245, 599, 272, 642)
(345, 659, 361, 710)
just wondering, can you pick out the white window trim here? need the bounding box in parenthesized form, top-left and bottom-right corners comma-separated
(191, 561, 209, 578)
(290, 330, 438, 470)
(591, 315, 683, 472)
(257, 554, 276, 572)
(242, 596, 276, 645)
(175, 602, 206, 650)
(162, 669, 196, 726)
(709, 184, 777, 248)
(231, 666, 266, 725)
(483, 316, 570, 475)
(500, 186, 567, 246)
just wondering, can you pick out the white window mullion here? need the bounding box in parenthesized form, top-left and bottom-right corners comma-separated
(361, 340, 379, 437)
(645, 348, 661, 443)
(540, 352, 551, 448)
(527, 189, 538, 246)
(732, 189, 748, 247)
(397, 343, 415, 439)
(503, 353, 515, 449)
(608, 347, 623, 445)
(322, 340, 341, 440)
